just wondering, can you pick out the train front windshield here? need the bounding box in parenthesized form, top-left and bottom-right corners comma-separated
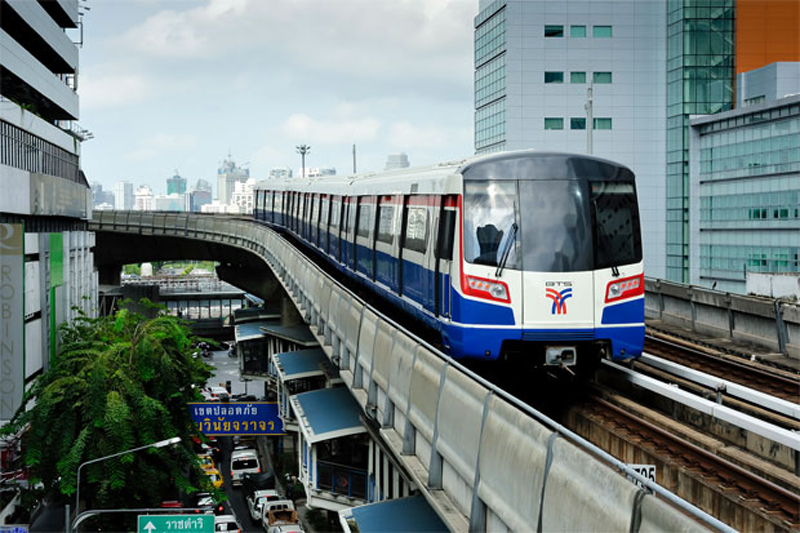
(463, 180, 641, 272)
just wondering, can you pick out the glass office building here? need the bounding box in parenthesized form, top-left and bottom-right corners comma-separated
(666, 0, 736, 283)
(689, 94, 800, 293)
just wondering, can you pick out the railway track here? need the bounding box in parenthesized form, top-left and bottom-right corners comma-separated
(566, 394, 800, 531)
(644, 333, 799, 402)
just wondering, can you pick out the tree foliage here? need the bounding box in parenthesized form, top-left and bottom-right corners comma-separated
(1, 304, 215, 511)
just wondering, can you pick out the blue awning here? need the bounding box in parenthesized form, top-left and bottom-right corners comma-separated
(273, 348, 328, 381)
(339, 495, 448, 533)
(259, 322, 318, 346)
(235, 320, 275, 342)
(290, 387, 365, 444)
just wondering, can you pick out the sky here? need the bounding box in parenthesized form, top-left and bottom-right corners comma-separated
(77, 0, 477, 195)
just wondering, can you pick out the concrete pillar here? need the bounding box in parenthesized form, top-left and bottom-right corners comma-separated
(281, 295, 303, 327)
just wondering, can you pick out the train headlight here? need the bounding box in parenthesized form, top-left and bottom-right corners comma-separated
(605, 273, 644, 303)
(464, 275, 511, 303)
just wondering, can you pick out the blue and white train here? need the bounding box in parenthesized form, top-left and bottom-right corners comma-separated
(254, 150, 645, 373)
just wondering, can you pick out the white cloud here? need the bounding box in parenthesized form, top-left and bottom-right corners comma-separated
(281, 113, 381, 144)
(79, 72, 153, 110)
(388, 121, 470, 150)
(125, 133, 198, 162)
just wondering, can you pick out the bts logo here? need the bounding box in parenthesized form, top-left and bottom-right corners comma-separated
(545, 282, 573, 315)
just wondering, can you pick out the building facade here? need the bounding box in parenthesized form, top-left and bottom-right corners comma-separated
(114, 180, 134, 210)
(134, 185, 155, 211)
(689, 93, 800, 293)
(230, 178, 256, 214)
(1, 0, 96, 423)
(166, 171, 187, 196)
(475, 0, 799, 284)
(269, 167, 293, 180)
(217, 154, 249, 204)
(474, 0, 668, 277)
(385, 153, 410, 170)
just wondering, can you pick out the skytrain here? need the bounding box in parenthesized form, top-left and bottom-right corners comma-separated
(254, 150, 644, 374)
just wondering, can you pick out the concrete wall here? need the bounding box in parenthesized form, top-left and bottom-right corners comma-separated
(645, 277, 799, 360)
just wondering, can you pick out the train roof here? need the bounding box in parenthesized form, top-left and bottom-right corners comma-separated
(255, 150, 634, 195)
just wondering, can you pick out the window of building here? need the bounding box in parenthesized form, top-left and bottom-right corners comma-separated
(544, 71, 564, 83)
(570, 72, 586, 84)
(570, 118, 586, 130)
(593, 25, 612, 38)
(544, 25, 564, 37)
(593, 72, 613, 83)
(544, 118, 564, 130)
(570, 25, 586, 37)
(743, 95, 765, 107)
(593, 118, 612, 130)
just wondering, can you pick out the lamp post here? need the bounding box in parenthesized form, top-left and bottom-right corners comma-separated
(296, 144, 311, 179)
(74, 437, 181, 522)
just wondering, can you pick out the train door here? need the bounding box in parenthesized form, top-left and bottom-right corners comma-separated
(400, 196, 430, 307)
(274, 191, 283, 227)
(434, 195, 457, 318)
(355, 196, 375, 278)
(330, 196, 341, 262)
(319, 195, 329, 253)
(375, 195, 400, 292)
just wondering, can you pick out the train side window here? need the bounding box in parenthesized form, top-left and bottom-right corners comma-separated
(377, 196, 395, 245)
(357, 199, 372, 238)
(274, 192, 283, 215)
(404, 203, 428, 253)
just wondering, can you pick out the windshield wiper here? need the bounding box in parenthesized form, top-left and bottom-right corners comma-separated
(495, 221, 518, 278)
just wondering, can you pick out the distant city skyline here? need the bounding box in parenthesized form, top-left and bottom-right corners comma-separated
(78, 1, 475, 192)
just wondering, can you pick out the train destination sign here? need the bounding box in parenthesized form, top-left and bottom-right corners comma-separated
(189, 401, 285, 436)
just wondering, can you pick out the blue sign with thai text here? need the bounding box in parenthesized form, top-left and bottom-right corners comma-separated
(189, 402, 285, 436)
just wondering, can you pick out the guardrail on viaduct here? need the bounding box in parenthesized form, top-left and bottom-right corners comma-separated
(645, 278, 799, 360)
(92, 211, 727, 532)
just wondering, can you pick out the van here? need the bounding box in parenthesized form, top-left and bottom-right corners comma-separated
(230, 449, 261, 486)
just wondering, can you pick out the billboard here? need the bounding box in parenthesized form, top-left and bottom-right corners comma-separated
(189, 402, 285, 436)
(0, 224, 24, 420)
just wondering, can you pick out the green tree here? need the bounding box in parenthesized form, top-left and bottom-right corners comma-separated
(122, 263, 141, 276)
(1, 304, 215, 517)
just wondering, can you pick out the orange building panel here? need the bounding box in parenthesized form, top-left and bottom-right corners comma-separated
(737, 0, 800, 74)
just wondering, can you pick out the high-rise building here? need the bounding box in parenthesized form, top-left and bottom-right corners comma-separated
(154, 193, 186, 212)
(217, 153, 249, 204)
(269, 167, 293, 180)
(134, 185, 155, 211)
(385, 153, 410, 170)
(114, 180, 135, 210)
(187, 179, 212, 212)
(473, 0, 668, 277)
(166, 171, 187, 196)
(473, 0, 799, 285)
(230, 178, 257, 214)
(91, 181, 115, 207)
(1, 0, 97, 422)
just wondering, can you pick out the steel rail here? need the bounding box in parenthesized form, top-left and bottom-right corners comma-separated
(603, 360, 800, 451)
(589, 398, 800, 526)
(639, 353, 800, 420)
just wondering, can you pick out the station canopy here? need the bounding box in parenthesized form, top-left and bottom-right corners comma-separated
(290, 387, 365, 444)
(338, 495, 448, 533)
(272, 348, 329, 381)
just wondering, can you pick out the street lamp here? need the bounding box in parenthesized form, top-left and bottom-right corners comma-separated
(296, 144, 310, 179)
(74, 437, 181, 519)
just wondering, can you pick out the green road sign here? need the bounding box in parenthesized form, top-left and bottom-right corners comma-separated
(137, 515, 213, 533)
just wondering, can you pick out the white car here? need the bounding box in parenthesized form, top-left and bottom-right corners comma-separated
(247, 489, 280, 523)
(214, 514, 241, 532)
(267, 525, 304, 533)
(208, 386, 230, 401)
(230, 449, 260, 486)
(261, 500, 297, 533)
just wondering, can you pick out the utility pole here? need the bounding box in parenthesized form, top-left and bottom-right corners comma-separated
(296, 144, 310, 179)
(585, 83, 594, 155)
(353, 144, 357, 174)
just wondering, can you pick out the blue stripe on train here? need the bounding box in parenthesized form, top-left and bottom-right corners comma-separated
(601, 298, 644, 325)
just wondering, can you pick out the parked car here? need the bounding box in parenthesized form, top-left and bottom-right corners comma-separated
(215, 514, 242, 532)
(230, 449, 261, 486)
(246, 489, 280, 524)
(195, 492, 226, 515)
(198, 454, 215, 471)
